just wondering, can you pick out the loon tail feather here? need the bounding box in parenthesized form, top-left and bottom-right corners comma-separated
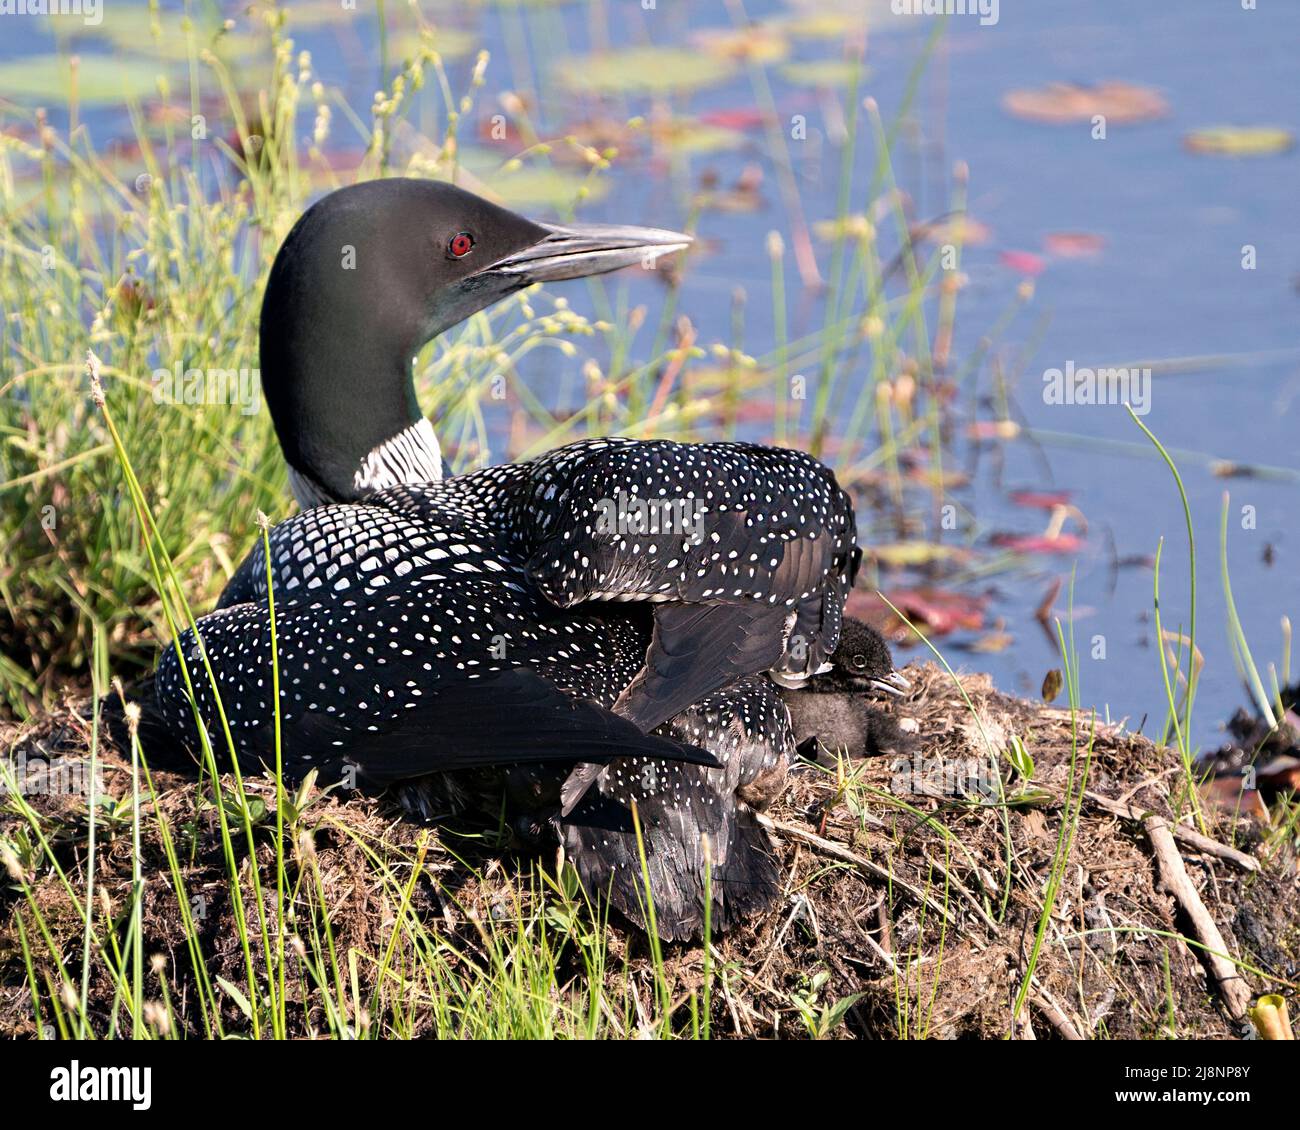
(560, 769, 781, 942)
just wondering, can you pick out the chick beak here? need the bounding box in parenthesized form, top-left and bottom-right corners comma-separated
(870, 670, 911, 697)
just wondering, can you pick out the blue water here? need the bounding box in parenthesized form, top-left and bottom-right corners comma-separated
(3, 0, 1297, 750)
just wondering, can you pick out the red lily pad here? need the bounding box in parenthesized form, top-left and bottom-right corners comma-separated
(699, 108, 768, 131)
(991, 533, 1084, 555)
(1009, 489, 1073, 510)
(846, 588, 987, 640)
(967, 420, 1020, 441)
(1043, 231, 1106, 258)
(1002, 82, 1169, 125)
(999, 250, 1047, 276)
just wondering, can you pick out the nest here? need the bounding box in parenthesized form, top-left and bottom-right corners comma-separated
(1, 664, 1296, 1039)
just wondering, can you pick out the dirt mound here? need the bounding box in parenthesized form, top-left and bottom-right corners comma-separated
(2, 665, 1296, 1039)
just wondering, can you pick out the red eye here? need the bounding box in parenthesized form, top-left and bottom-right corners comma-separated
(448, 232, 474, 258)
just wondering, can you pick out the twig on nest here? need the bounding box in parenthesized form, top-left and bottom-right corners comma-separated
(1141, 814, 1253, 1021)
(759, 815, 961, 931)
(1031, 981, 1084, 1040)
(1084, 791, 1259, 872)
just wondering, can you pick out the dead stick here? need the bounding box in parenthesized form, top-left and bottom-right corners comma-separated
(760, 815, 959, 929)
(1084, 791, 1258, 872)
(1143, 814, 1252, 1020)
(1031, 982, 1084, 1041)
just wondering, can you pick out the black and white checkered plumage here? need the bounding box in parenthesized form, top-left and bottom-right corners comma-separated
(137, 179, 864, 938)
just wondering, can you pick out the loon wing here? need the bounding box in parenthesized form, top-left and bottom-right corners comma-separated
(612, 601, 789, 734)
(282, 667, 720, 788)
(519, 440, 858, 715)
(152, 594, 718, 788)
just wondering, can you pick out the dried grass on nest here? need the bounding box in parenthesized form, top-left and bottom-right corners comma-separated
(1, 663, 1296, 1039)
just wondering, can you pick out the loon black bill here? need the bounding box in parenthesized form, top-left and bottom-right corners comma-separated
(484, 221, 693, 283)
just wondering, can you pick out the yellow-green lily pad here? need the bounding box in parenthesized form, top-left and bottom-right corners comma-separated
(70, 9, 271, 62)
(869, 542, 970, 567)
(1184, 126, 1294, 157)
(652, 119, 748, 156)
(387, 27, 478, 64)
(776, 1, 907, 38)
(0, 54, 171, 104)
(778, 59, 868, 90)
(693, 27, 790, 65)
(558, 48, 738, 96)
(445, 156, 610, 210)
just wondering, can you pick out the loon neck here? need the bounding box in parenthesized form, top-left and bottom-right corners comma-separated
(262, 340, 442, 508)
(258, 245, 445, 507)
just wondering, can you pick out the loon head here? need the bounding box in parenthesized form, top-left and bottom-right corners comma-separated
(821, 618, 910, 697)
(258, 178, 691, 505)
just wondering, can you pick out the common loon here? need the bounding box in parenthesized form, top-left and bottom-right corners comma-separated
(139, 178, 865, 938)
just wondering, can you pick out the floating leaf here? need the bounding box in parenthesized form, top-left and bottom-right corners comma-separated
(1009, 489, 1073, 510)
(812, 214, 875, 241)
(778, 59, 868, 90)
(0, 54, 170, 104)
(968, 629, 1013, 654)
(76, 10, 270, 62)
(491, 167, 609, 209)
(1043, 231, 1106, 258)
(847, 588, 987, 638)
(775, 1, 908, 39)
(991, 532, 1084, 555)
(651, 118, 748, 156)
(388, 28, 478, 63)
(559, 48, 738, 96)
(868, 543, 970, 567)
(1002, 82, 1168, 125)
(999, 250, 1047, 276)
(694, 27, 790, 64)
(1184, 126, 1294, 157)
(699, 108, 767, 131)
(967, 419, 1020, 441)
(918, 216, 992, 247)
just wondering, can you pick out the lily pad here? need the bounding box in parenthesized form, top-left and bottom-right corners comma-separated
(558, 48, 738, 96)
(1184, 126, 1294, 157)
(813, 214, 875, 241)
(846, 587, 987, 638)
(0, 54, 170, 105)
(73, 10, 271, 62)
(776, 1, 906, 38)
(693, 27, 790, 65)
(450, 161, 609, 210)
(1042, 231, 1105, 258)
(651, 118, 748, 156)
(868, 543, 971, 567)
(1002, 82, 1168, 125)
(387, 27, 478, 64)
(919, 216, 992, 247)
(778, 59, 868, 90)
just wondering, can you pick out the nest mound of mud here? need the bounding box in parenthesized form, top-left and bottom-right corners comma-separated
(2, 664, 1296, 1039)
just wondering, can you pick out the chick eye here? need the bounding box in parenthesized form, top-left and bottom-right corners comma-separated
(853, 654, 867, 669)
(448, 232, 475, 258)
